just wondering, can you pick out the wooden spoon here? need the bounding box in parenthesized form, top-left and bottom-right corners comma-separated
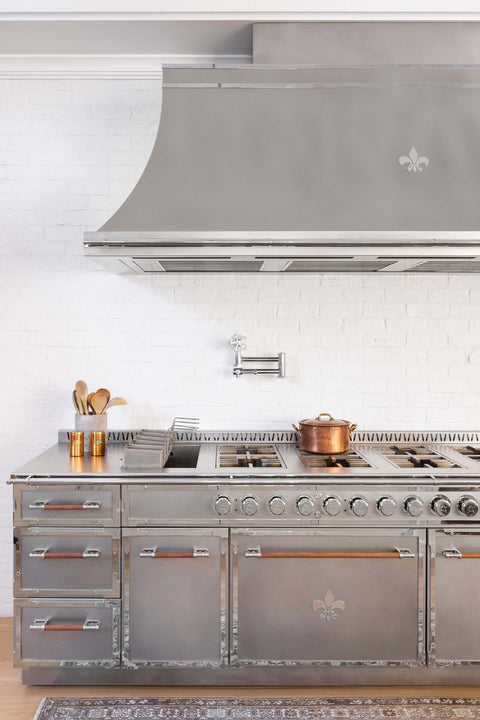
(87, 392, 95, 415)
(96, 388, 110, 413)
(72, 390, 81, 414)
(90, 388, 110, 415)
(75, 380, 88, 415)
(103, 397, 127, 412)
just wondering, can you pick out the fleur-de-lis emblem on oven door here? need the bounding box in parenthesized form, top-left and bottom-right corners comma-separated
(399, 147, 429, 173)
(312, 589, 345, 621)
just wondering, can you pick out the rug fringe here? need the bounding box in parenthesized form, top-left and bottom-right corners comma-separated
(32, 697, 47, 720)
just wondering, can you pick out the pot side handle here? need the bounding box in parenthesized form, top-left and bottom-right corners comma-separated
(349, 423, 358, 436)
(292, 423, 301, 435)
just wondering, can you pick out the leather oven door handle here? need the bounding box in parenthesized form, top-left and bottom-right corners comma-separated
(244, 548, 416, 559)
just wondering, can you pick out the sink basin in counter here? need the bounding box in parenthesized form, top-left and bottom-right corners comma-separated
(163, 444, 201, 469)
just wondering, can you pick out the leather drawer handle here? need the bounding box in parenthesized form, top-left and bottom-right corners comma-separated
(443, 549, 480, 559)
(29, 548, 100, 560)
(244, 548, 415, 559)
(29, 619, 100, 632)
(29, 501, 101, 511)
(139, 547, 209, 559)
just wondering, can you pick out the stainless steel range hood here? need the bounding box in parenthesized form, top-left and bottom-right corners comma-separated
(84, 25, 480, 274)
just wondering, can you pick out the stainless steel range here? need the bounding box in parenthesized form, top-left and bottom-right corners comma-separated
(10, 429, 480, 686)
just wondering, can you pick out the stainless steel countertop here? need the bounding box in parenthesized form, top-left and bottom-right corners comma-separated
(10, 440, 480, 482)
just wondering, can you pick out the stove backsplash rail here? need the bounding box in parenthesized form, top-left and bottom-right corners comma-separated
(58, 430, 480, 445)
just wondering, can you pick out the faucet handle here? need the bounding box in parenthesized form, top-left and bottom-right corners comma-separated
(230, 333, 247, 353)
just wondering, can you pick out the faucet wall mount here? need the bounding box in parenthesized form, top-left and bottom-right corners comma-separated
(230, 334, 286, 378)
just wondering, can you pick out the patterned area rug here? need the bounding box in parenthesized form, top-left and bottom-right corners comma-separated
(34, 697, 480, 720)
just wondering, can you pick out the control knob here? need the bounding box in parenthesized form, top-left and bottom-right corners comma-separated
(241, 496, 259, 516)
(296, 496, 315, 517)
(377, 496, 397, 516)
(458, 495, 479, 517)
(404, 495, 424, 517)
(323, 496, 342, 516)
(431, 495, 451, 517)
(214, 495, 232, 516)
(350, 496, 369, 517)
(269, 496, 286, 516)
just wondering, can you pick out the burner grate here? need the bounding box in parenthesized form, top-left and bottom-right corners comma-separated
(218, 444, 283, 468)
(378, 444, 461, 469)
(454, 445, 480, 462)
(298, 448, 372, 469)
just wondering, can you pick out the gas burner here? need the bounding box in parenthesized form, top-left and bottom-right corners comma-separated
(218, 444, 283, 468)
(454, 445, 480, 462)
(298, 448, 372, 469)
(378, 444, 461, 469)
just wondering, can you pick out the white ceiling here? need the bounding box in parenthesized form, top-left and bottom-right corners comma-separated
(3, 0, 480, 13)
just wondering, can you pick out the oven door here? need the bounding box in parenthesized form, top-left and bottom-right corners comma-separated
(429, 528, 480, 665)
(231, 529, 424, 666)
(123, 528, 227, 667)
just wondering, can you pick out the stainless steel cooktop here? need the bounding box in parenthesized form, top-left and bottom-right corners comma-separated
(10, 430, 480, 480)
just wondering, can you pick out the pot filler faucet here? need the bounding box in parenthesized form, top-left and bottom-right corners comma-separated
(230, 333, 286, 378)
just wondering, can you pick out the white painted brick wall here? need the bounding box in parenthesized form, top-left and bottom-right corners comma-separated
(1, 78, 480, 614)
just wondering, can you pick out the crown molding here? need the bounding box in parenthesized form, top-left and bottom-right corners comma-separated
(0, 53, 251, 78)
(3, 11, 480, 20)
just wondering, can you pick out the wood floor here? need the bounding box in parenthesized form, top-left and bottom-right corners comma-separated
(2, 618, 480, 720)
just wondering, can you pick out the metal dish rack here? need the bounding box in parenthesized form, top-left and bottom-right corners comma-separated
(122, 418, 199, 470)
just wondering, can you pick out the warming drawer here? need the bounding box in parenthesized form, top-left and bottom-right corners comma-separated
(13, 484, 120, 527)
(231, 528, 425, 666)
(14, 599, 120, 668)
(14, 528, 120, 598)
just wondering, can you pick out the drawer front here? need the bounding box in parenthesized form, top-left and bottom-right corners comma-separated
(14, 599, 120, 668)
(14, 528, 120, 598)
(124, 484, 218, 526)
(13, 484, 120, 527)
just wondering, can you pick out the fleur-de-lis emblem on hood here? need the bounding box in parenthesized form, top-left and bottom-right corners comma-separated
(312, 589, 345, 621)
(399, 147, 429, 173)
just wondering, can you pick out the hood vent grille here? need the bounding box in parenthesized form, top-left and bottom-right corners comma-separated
(285, 260, 394, 273)
(132, 258, 264, 273)
(409, 260, 480, 273)
(87, 251, 480, 274)
(158, 259, 264, 273)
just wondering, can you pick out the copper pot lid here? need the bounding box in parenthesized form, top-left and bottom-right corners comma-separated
(300, 413, 350, 427)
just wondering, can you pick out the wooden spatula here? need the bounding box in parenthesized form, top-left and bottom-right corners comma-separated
(103, 397, 127, 412)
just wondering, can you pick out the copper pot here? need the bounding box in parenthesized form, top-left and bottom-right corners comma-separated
(292, 413, 357, 455)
